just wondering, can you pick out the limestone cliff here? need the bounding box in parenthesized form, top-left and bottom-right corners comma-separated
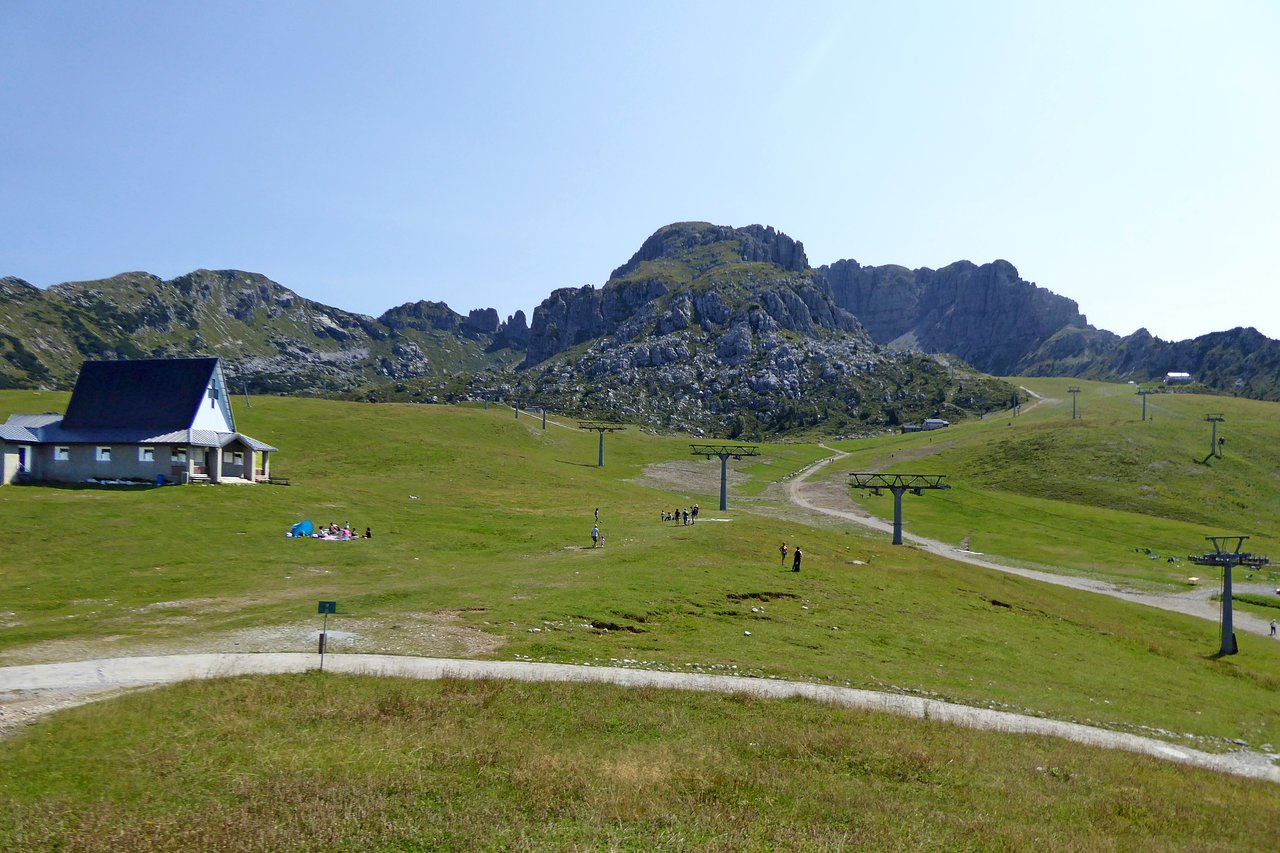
(818, 258, 1087, 375)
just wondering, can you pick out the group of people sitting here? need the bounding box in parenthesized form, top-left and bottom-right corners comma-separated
(312, 522, 371, 540)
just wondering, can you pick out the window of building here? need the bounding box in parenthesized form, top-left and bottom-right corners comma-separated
(223, 450, 244, 466)
(55, 446, 70, 461)
(139, 446, 155, 462)
(96, 446, 112, 462)
(172, 448, 188, 464)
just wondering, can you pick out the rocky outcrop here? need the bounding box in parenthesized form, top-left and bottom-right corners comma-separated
(609, 222, 807, 280)
(501, 222, 1013, 435)
(525, 223, 854, 368)
(818, 259, 1087, 375)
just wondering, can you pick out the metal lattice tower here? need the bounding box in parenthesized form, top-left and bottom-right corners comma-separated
(849, 473, 950, 545)
(1188, 535, 1270, 655)
(1205, 413, 1224, 459)
(1068, 386, 1081, 419)
(690, 444, 761, 511)
(1136, 388, 1153, 421)
(578, 422, 626, 467)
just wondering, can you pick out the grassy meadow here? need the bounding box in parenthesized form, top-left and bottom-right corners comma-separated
(2, 383, 1279, 847)
(1, 676, 1276, 852)
(827, 378, 1280, 587)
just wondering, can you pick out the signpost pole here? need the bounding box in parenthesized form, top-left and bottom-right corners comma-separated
(317, 601, 337, 671)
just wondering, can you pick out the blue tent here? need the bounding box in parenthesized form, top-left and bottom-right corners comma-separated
(290, 519, 314, 537)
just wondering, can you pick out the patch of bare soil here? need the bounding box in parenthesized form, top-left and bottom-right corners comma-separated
(631, 459, 750, 496)
(0, 610, 505, 667)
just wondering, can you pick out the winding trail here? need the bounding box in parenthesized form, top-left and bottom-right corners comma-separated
(1, 653, 1276, 782)
(784, 442, 1279, 639)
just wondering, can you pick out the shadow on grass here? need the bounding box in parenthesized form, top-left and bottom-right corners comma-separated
(556, 459, 604, 469)
(9, 480, 166, 492)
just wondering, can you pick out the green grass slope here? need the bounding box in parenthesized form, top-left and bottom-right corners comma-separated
(3, 388, 1280, 844)
(2, 389, 1278, 751)
(826, 378, 1280, 588)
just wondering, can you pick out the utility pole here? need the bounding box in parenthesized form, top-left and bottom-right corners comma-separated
(579, 422, 626, 467)
(1189, 536, 1269, 656)
(1136, 388, 1153, 421)
(1068, 386, 1081, 419)
(849, 473, 950, 545)
(1205, 413, 1224, 458)
(690, 444, 761, 511)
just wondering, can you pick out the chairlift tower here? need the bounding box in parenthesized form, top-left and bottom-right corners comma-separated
(690, 443, 760, 511)
(850, 473, 950, 545)
(1068, 386, 1081, 419)
(579, 422, 626, 467)
(1205, 413, 1224, 459)
(1136, 388, 1153, 421)
(1188, 535, 1270, 656)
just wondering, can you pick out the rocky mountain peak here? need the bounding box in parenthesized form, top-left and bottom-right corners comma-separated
(609, 222, 808, 281)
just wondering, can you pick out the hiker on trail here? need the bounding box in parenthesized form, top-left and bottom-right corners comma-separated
(692, 504, 699, 520)
(591, 524, 600, 548)
(780, 543, 788, 565)
(792, 547, 802, 573)
(1271, 619, 1277, 637)
(682, 509, 689, 526)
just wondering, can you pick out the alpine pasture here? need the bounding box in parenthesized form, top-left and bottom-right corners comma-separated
(1, 381, 1278, 850)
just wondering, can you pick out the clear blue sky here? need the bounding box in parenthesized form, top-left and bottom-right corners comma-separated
(2, 1, 1276, 341)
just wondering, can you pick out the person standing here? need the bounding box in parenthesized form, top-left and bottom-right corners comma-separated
(792, 547, 802, 573)
(1271, 619, 1277, 637)
(595, 507, 600, 522)
(591, 524, 600, 548)
(779, 542, 788, 566)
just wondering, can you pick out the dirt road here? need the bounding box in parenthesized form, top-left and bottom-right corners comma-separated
(784, 445, 1278, 638)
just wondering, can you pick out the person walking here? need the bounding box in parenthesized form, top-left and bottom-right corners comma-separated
(792, 547, 802, 573)
(779, 542, 788, 566)
(1271, 619, 1277, 637)
(591, 524, 600, 548)
(595, 507, 600, 522)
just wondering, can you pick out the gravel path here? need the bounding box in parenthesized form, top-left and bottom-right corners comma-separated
(1, 653, 1276, 783)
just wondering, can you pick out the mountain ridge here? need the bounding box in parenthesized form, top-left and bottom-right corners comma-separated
(4, 221, 1279, 424)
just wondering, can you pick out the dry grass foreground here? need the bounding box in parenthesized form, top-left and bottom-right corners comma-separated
(1, 673, 1276, 852)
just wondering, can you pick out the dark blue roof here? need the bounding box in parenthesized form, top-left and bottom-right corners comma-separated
(62, 357, 220, 432)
